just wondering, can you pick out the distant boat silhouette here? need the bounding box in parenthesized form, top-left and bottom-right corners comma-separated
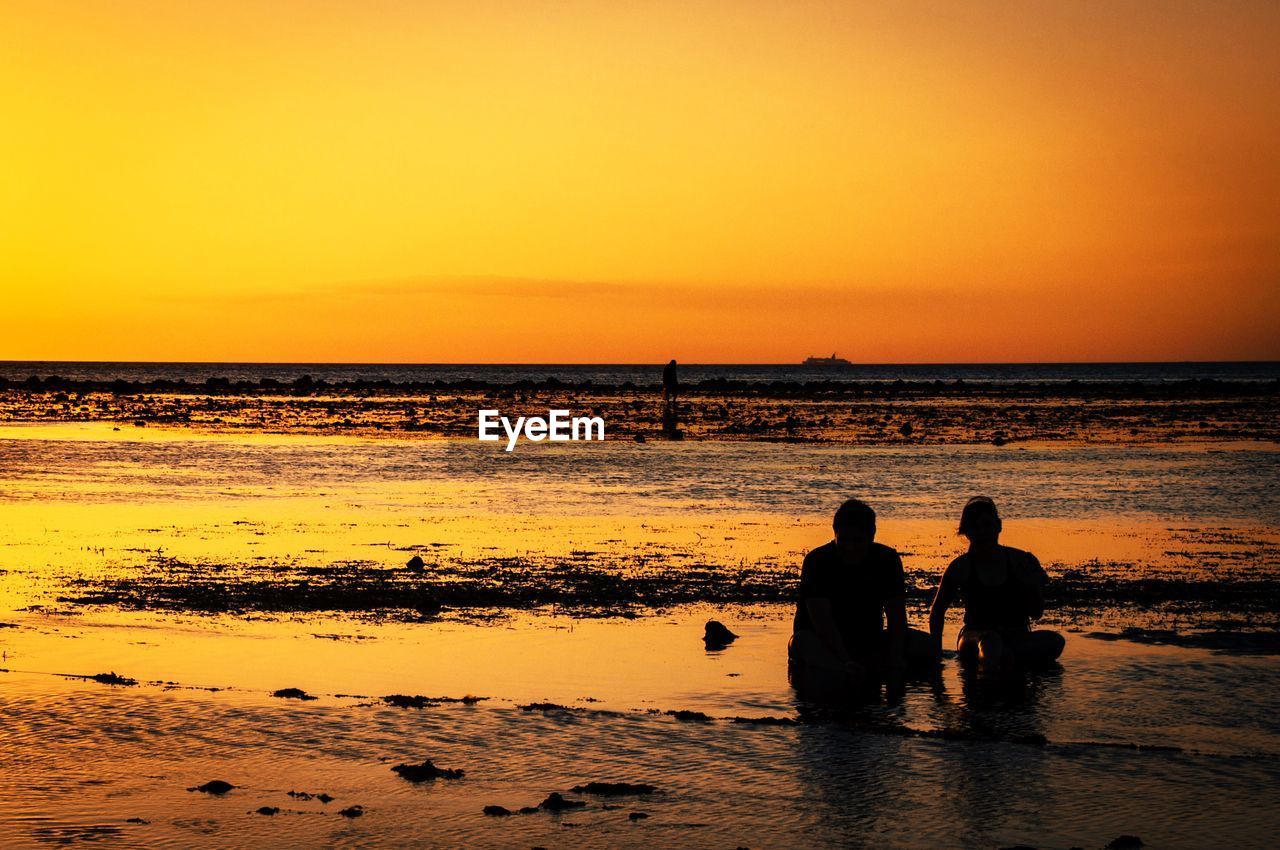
(802, 353, 853, 366)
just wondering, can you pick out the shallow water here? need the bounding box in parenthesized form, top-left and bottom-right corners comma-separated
(3, 423, 1278, 521)
(2, 607, 1279, 849)
(2, 423, 1277, 630)
(1, 423, 1278, 847)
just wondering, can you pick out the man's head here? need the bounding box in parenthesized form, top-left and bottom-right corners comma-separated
(832, 498, 876, 559)
(958, 496, 1001, 544)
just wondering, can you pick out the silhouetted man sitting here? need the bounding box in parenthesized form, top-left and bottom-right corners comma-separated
(788, 498, 934, 687)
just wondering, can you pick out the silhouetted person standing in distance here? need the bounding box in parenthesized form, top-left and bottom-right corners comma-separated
(661, 359, 679, 435)
(929, 497, 1065, 671)
(662, 359, 679, 404)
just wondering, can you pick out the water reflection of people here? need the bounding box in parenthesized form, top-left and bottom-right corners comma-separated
(788, 499, 934, 692)
(929, 497, 1065, 671)
(924, 663, 1060, 844)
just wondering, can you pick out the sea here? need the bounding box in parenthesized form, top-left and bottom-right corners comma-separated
(2, 360, 1278, 386)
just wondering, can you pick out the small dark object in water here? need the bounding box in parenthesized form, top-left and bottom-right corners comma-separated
(406, 555, 425, 572)
(316, 793, 334, 803)
(271, 688, 317, 701)
(90, 672, 138, 686)
(339, 805, 364, 818)
(287, 791, 313, 800)
(629, 811, 649, 821)
(255, 807, 279, 816)
(518, 702, 575, 712)
(383, 694, 434, 709)
(190, 780, 234, 794)
(539, 792, 586, 811)
(992, 433, 1008, 446)
(391, 760, 465, 782)
(570, 782, 657, 796)
(518, 806, 539, 815)
(730, 715, 798, 726)
(483, 805, 512, 816)
(1106, 838, 1143, 850)
(703, 620, 737, 649)
(124, 818, 149, 824)
(666, 709, 713, 722)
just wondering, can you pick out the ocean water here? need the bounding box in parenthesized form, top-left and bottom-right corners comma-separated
(3, 360, 1278, 386)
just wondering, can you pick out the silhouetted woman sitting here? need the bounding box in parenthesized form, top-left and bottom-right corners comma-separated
(929, 497, 1065, 671)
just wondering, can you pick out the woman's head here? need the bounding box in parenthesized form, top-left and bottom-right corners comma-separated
(958, 496, 1001, 542)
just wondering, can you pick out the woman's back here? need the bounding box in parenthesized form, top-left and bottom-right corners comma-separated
(957, 546, 1038, 632)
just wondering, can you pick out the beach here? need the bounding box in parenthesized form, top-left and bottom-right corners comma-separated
(9, 0, 1280, 843)
(2, 372, 1278, 848)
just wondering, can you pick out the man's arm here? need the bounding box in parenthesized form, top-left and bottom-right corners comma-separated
(929, 561, 961, 654)
(881, 549, 909, 667)
(884, 594, 908, 668)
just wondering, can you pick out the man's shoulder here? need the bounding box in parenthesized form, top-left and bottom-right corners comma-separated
(869, 542, 901, 564)
(803, 541, 839, 566)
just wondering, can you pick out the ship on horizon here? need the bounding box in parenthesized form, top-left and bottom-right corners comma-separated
(802, 353, 853, 367)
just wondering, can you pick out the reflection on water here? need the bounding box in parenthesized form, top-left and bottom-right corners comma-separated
(2, 609, 1277, 849)
(1, 424, 1279, 846)
(2, 423, 1278, 523)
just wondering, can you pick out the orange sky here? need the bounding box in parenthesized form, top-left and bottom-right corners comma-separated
(2, 0, 1277, 362)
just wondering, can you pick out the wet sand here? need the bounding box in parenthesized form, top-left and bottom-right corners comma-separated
(2, 414, 1278, 847)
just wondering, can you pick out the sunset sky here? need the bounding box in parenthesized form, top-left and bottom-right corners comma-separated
(2, 0, 1277, 363)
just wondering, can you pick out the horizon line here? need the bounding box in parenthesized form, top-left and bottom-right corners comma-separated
(2, 358, 1278, 367)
